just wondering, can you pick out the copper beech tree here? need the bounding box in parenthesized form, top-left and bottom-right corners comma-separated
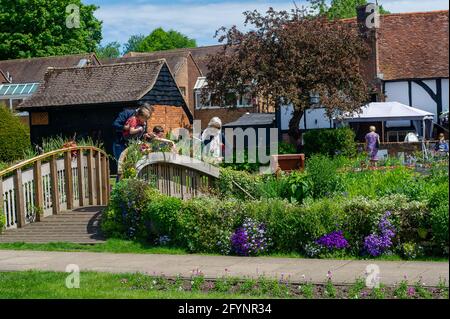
(204, 8, 370, 140)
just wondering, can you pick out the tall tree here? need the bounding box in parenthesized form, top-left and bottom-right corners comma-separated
(310, 0, 389, 19)
(96, 41, 121, 59)
(0, 0, 102, 60)
(205, 8, 370, 140)
(137, 28, 197, 52)
(123, 34, 145, 54)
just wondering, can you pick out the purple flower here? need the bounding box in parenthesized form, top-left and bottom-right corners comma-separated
(231, 218, 270, 256)
(316, 231, 349, 250)
(363, 212, 396, 257)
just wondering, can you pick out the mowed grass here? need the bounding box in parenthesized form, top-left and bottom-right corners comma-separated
(0, 271, 257, 299)
(0, 239, 447, 262)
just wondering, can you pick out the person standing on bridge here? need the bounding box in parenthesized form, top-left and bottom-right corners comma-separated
(201, 117, 223, 164)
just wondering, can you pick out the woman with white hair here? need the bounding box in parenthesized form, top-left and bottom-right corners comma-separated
(201, 117, 223, 164)
(365, 125, 381, 167)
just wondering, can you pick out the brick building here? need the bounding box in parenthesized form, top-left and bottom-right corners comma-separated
(278, 7, 449, 142)
(17, 60, 193, 170)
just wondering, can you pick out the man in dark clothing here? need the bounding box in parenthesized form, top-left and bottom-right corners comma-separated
(112, 107, 136, 162)
(112, 102, 155, 163)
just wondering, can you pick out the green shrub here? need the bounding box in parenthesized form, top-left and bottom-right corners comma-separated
(0, 207, 5, 234)
(102, 179, 155, 240)
(430, 204, 449, 255)
(302, 127, 356, 157)
(340, 195, 428, 254)
(145, 193, 182, 243)
(307, 155, 344, 198)
(0, 106, 30, 163)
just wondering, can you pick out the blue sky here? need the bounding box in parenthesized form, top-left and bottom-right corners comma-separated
(84, 0, 449, 49)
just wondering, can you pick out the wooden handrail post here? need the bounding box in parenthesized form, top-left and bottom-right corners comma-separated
(95, 151, 102, 206)
(64, 151, 74, 210)
(14, 168, 25, 227)
(101, 154, 108, 205)
(77, 152, 84, 207)
(50, 155, 60, 215)
(106, 157, 110, 203)
(33, 160, 43, 222)
(0, 176, 4, 221)
(87, 149, 94, 205)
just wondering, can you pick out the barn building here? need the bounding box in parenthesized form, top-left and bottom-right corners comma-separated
(17, 59, 193, 170)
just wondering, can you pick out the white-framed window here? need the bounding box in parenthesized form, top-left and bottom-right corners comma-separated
(195, 89, 252, 109)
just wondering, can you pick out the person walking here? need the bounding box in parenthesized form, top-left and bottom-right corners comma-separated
(365, 126, 381, 168)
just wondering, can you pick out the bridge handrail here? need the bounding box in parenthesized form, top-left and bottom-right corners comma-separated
(0, 146, 107, 177)
(1, 146, 110, 231)
(135, 152, 220, 178)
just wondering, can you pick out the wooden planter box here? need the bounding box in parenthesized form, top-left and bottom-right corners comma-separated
(270, 154, 305, 172)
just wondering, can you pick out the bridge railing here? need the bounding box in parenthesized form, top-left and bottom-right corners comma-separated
(0, 147, 110, 230)
(135, 152, 220, 200)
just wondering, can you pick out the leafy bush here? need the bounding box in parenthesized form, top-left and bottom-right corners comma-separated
(104, 180, 439, 257)
(0, 106, 30, 163)
(306, 155, 344, 198)
(0, 208, 5, 234)
(302, 127, 356, 157)
(430, 204, 449, 255)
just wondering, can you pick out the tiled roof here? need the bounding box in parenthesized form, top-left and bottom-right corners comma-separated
(123, 45, 224, 75)
(19, 60, 166, 109)
(223, 113, 276, 127)
(0, 53, 100, 84)
(377, 10, 449, 80)
(0, 69, 9, 83)
(101, 51, 191, 76)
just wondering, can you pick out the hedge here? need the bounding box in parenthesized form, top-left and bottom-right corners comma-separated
(102, 179, 448, 257)
(302, 127, 356, 157)
(0, 105, 30, 163)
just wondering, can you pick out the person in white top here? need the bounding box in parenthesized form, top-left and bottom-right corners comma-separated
(201, 117, 223, 164)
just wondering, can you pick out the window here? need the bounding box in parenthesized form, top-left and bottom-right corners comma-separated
(387, 130, 408, 142)
(195, 89, 252, 109)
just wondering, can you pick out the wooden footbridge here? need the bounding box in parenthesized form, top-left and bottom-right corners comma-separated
(0, 147, 220, 243)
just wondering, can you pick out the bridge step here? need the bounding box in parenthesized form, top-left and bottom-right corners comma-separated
(0, 207, 106, 244)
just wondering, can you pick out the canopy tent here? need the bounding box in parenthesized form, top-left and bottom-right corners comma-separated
(334, 102, 435, 141)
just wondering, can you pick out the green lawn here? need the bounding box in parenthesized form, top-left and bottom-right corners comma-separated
(0, 271, 257, 299)
(0, 239, 447, 262)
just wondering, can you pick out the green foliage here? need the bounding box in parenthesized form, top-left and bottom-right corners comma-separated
(278, 142, 297, 154)
(0, 0, 102, 59)
(307, 155, 344, 198)
(309, 0, 390, 20)
(430, 204, 449, 254)
(96, 41, 121, 58)
(0, 207, 5, 234)
(0, 106, 30, 163)
(303, 127, 357, 158)
(123, 34, 145, 54)
(137, 28, 196, 52)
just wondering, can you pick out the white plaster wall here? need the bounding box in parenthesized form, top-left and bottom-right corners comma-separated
(384, 81, 409, 105)
(442, 79, 449, 113)
(411, 80, 438, 121)
(384, 81, 411, 127)
(279, 104, 332, 130)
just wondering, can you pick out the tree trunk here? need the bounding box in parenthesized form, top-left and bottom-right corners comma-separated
(288, 107, 304, 146)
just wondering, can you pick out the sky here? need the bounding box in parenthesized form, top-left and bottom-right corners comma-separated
(84, 0, 449, 49)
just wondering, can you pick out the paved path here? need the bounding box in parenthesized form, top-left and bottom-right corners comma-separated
(0, 250, 447, 287)
(0, 207, 105, 244)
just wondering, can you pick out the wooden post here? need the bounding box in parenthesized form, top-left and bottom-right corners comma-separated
(101, 154, 108, 205)
(77, 153, 84, 207)
(64, 151, 74, 210)
(95, 151, 102, 206)
(33, 160, 43, 222)
(381, 121, 385, 143)
(105, 157, 110, 203)
(0, 176, 3, 220)
(87, 149, 94, 206)
(14, 169, 25, 227)
(50, 155, 60, 215)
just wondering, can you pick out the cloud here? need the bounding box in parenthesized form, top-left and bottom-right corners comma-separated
(93, 0, 449, 47)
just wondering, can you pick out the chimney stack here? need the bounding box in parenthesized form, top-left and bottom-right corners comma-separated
(357, 3, 380, 37)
